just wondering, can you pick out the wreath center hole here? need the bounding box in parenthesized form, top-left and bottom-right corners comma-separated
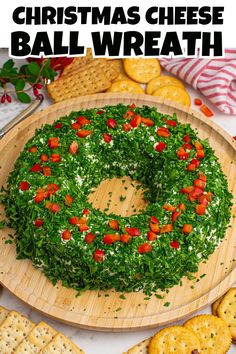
(88, 176, 147, 217)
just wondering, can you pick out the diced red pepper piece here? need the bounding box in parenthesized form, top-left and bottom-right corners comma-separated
(62, 230, 72, 240)
(196, 204, 206, 215)
(194, 98, 202, 106)
(103, 133, 112, 143)
(123, 110, 135, 119)
(50, 203, 61, 213)
(47, 183, 59, 194)
(160, 224, 173, 233)
(34, 219, 43, 227)
(20, 181, 30, 191)
(199, 173, 207, 182)
(107, 118, 117, 129)
(51, 153, 61, 163)
(93, 249, 105, 262)
(71, 122, 82, 130)
(150, 223, 160, 233)
(187, 163, 197, 171)
(103, 234, 120, 245)
(138, 242, 152, 254)
(53, 122, 62, 129)
(85, 232, 96, 244)
(150, 216, 159, 224)
(191, 158, 200, 167)
(194, 179, 206, 189)
(206, 192, 213, 202)
(42, 166, 51, 176)
(183, 143, 192, 150)
(165, 119, 177, 127)
(109, 220, 119, 230)
(34, 191, 48, 203)
(48, 137, 59, 149)
(77, 116, 91, 125)
(129, 103, 136, 109)
(83, 208, 90, 215)
(170, 240, 180, 249)
(183, 135, 191, 143)
(189, 187, 204, 202)
(96, 110, 104, 115)
(120, 234, 131, 243)
(69, 216, 80, 225)
(123, 123, 132, 132)
(77, 217, 88, 224)
(183, 224, 193, 234)
(130, 115, 142, 128)
(28, 146, 37, 153)
(64, 194, 73, 206)
(147, 231, 157, 241)
(196, 149, 205, 159)
(69, 141, 78, 154)
(180, 186, 194, 194)
(163, 204, 176, 212)
(124, 227, 140, 236)
(141, 118, 155, 126)
(30, 163, 41, 172)
(177, 147, 189, 160)
(155, 142, 167, 152)
(198, 195, 208, 206)
(172, 211, 181, 223)
(157, 127, 171, 138)
(200, 104, 214, 117)
(40, 154, 49, 162)
(79, 224, 89, 232)
(77, 130, 92, 138)
(178, 203, 186, 211)
(194, 141, 203, 150)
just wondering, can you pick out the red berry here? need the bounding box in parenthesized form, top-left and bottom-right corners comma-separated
(33, 88, 39, 97)
(62, 230, 72, 240)
(19, 181, 30, 191)
(93, 249, 105, 262)
(155, 142, 166, 152)
(1, 95, 6, 104)
(170, 241, 180, 249)
(34, 83, 43, 89)
(103, 133, 112, 143)
(106, 118, 117, 129)
(34, 219, 43, 227)
(6, 94, 12, 103)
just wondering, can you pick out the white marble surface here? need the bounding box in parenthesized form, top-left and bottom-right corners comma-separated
(0, 49, 236, 353)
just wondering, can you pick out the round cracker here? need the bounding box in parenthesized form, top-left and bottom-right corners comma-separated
(146, 76, 184, 95)
(217, 288, 236, 342)
(123, 58, 161, 84)
(211, 295, 224, 316)
(108, 59, 130, 82)
(152, 85, 191, 107)
(184, 314, 231, 354)
(106, 80, 144, 94)
(148, 326, 201, 354)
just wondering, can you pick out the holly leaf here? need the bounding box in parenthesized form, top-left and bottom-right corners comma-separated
(28, 62, 40, 76)
(3, 59, 15, 70)
(17, 92, 31, 103)
(15, 79, 25, 91)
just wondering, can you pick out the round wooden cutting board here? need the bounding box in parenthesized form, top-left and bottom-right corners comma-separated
(0, 93, 236, 331)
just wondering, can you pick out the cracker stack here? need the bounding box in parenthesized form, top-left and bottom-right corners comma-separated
(0, 305, 85, 354)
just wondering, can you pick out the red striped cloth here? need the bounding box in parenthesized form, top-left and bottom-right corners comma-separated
(159, 49, 236, 115)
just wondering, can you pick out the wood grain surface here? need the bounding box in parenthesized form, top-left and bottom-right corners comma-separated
(0, 93, 236, 331)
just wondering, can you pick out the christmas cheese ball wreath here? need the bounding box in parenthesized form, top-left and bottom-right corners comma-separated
(4, 104, 232, 295)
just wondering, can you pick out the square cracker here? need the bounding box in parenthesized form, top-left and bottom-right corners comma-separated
(47, 65, 111, 103)
(39, 332, 85, 353)
(61, 48, 93, 77)
(0, 306, 9, 325)
(123, 338, 150, 354)
(0, 310, 35, 353)
(14, 321, 57, 353)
